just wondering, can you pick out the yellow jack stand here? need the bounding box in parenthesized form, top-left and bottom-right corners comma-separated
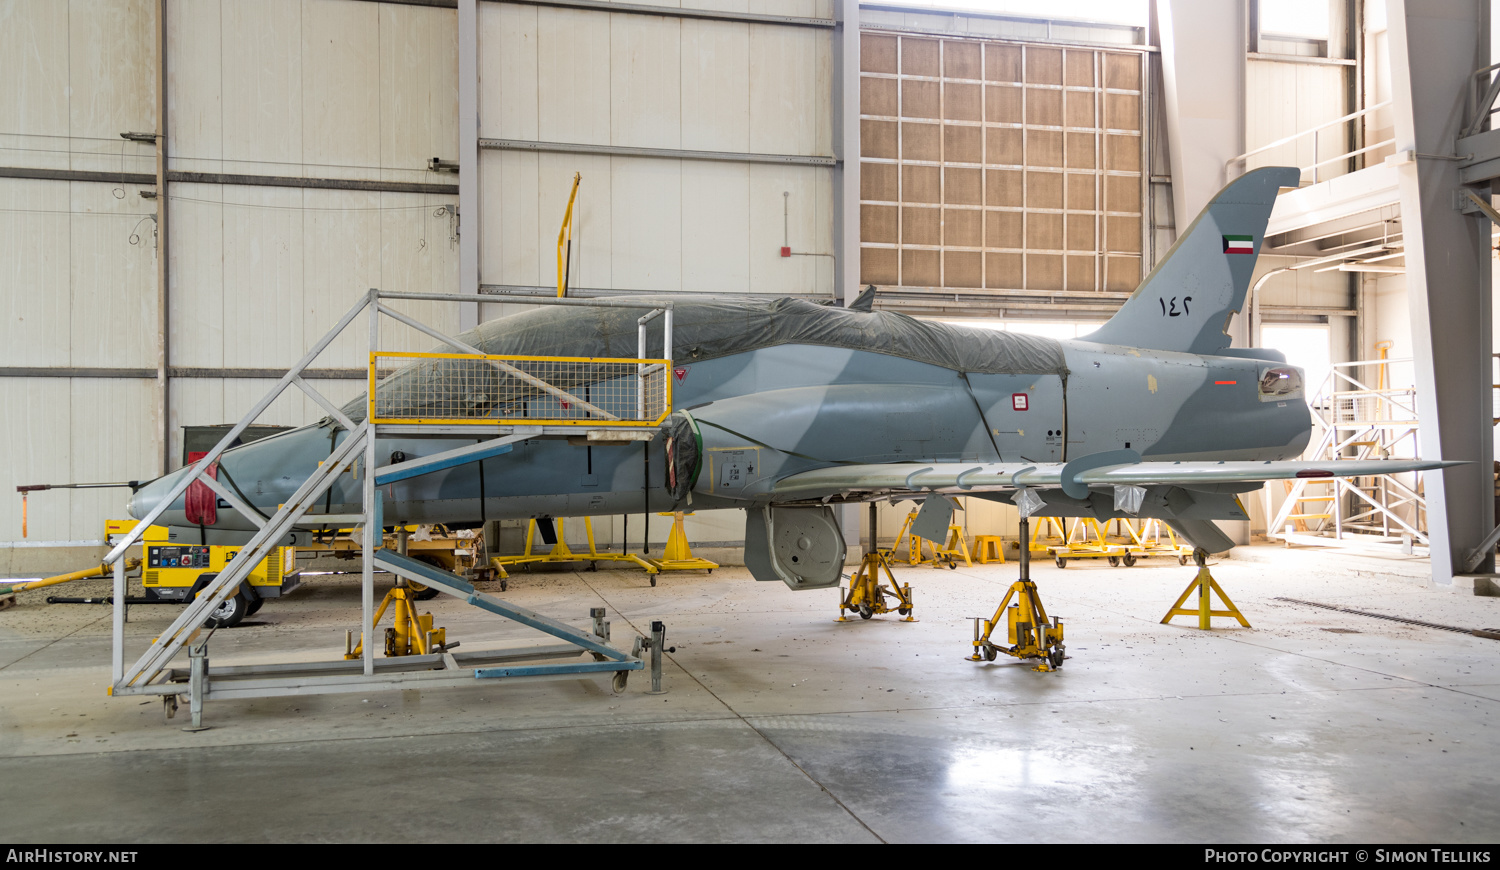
(345, 583, 447, 659)
(491, 517, 662, 585)
(838, 550, 915, 622)
(838, 503, 916, 622)
(645, 511, 719, 574)
(969, 517, 1064, 671)
(1160, 549, 1251, 629)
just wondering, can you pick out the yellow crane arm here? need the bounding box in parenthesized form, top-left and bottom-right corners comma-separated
(557, 172, 581, 298)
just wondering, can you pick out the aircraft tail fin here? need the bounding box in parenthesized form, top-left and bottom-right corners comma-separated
(1081, 166, 1300, 354)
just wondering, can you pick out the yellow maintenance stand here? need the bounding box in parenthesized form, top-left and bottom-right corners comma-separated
(969, 516, 1065, 670)
(1121, 517, 1193, 566)
(491, 517, 661, 584)
(1160, 548, 1251, 629)
(891, 507, 970, 568)
(646, 511, 718, 574)
(838, 503, 915, 622)
(890, 508, 939, 566)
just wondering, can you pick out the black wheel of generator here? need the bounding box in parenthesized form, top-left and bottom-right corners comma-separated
(189, 573, 250, 629)
(245, 593, 264, 616)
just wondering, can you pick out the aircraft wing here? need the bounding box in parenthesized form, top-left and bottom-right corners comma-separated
(770, 458, 1463, 501)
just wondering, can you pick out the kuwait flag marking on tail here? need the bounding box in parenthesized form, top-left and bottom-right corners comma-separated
(1223, 234, 1254, 254)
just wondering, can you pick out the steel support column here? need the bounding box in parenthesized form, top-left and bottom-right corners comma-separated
(1156, 0, 1247, 223)
(458, 0, 480, 330)
(1387, 0, 1494, 582)
(155, 0, 169, 474)
(831, 0, 861, 306)
(1157, 0, 1250, 545)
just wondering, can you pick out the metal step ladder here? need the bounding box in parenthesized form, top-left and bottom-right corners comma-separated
(102, 288, 674, 722)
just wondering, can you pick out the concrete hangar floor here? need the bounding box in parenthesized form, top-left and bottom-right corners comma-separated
(0, 545, 1496, 843)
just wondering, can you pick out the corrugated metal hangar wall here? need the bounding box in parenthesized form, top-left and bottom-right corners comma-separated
(0, 0, 1373, 553)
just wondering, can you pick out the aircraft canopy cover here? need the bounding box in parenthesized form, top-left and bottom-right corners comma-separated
(341, 296, 1067, 422)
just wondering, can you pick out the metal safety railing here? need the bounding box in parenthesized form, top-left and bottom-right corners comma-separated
(1464, 62, 1500, 139)
(1226, 101, 1394, 185)
(368, 352, 671, 427)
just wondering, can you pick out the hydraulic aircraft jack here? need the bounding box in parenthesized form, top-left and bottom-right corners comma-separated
(838, 503, 916, 622)
(1160, 548, 1250, 629)
(345, 580, 450, 659)
(969, 516, 1065, 670)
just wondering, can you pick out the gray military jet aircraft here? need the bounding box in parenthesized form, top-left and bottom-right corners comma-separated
(129, 166, 1457, 590)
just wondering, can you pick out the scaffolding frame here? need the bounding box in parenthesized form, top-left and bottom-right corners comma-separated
(1266, 357, 1430, 554)
(102, 289, 675, 717)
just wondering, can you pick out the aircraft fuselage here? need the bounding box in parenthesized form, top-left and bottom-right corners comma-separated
(129, 333, 1310, 536)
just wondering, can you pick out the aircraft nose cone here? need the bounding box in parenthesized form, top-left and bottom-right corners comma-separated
(127, 471, 181, 521)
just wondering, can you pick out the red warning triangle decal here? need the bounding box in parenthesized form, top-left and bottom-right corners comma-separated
(674, 367, 688, 382)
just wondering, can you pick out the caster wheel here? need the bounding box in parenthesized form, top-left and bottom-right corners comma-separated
(898, 606, 910, 616)
(1048, 650, 1065, 670)
(499, 579, 508, 592)
(1178, 555, 1189, 566)
(983, 646, 997, 662)
(947, 562, 957, 570)
(1123, 554, 1136, 567)
(1107, 556, 1120, 567)
(611, 671, 628, 694)
(588, 562, 598, 572)
(858, 605, 873, 620)
(650, 575, 658, 587)
(1055, 557, 1067, 569)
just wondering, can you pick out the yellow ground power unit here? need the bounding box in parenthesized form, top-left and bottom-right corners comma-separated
(141, 543, 298, 627)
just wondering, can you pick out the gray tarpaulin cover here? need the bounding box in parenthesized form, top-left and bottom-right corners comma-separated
(341, 296, 1068, 423)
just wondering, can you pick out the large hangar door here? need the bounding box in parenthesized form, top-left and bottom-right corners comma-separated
(858, 32, 1146, 295)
